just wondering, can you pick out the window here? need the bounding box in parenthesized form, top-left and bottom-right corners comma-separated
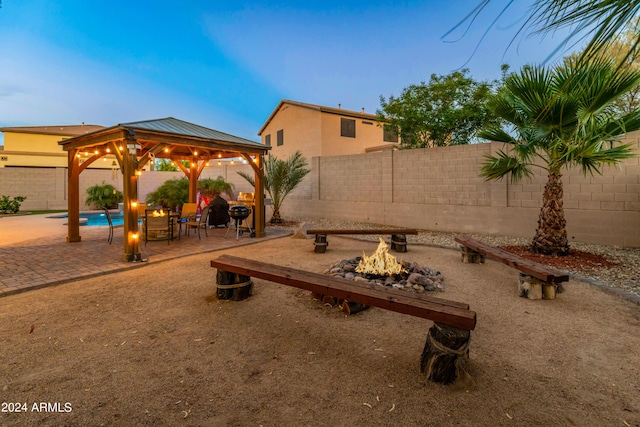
(341, 118, 356, 138)
(277, 129, 284, 146)
(265, 134, 271, 147)
(383, 125, 399, 143)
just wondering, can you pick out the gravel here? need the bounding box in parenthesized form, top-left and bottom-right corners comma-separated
(269, 217, 640, 302)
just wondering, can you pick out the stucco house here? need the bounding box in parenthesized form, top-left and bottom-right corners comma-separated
(0, 124, 111, 169)
(258, 100, 399, 159)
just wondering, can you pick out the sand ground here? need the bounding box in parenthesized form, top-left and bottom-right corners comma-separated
(1, 236, 639, 426)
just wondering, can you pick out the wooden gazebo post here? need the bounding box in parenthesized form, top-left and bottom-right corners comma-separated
(122, 133, 141, 261)
(241, 153, 265, 237)
(66, 148, 82, 243)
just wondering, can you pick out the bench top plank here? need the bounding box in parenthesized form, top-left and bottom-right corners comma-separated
(211, 254, 476, 331)
(455, 236, 569, 283)
(306, 229, 418, 235)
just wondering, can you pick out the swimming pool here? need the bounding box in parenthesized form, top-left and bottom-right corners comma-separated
(51, 212, 125, 227)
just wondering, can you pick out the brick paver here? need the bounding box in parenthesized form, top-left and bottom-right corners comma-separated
(0, 226, 290, 297)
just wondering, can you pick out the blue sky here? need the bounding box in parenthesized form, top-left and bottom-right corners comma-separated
(0, 1, 577, 143)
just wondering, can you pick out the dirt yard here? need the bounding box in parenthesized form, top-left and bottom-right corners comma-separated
(1, 236, 639, 426)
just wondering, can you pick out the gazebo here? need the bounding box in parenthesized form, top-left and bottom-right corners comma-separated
(59, 117, 270, 262)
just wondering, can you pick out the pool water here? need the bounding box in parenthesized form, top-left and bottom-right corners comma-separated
(53, 212, 125, 227)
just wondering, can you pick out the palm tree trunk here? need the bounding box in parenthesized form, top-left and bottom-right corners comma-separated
(270, 208, 283, 224)
(531, 169, 569, 256)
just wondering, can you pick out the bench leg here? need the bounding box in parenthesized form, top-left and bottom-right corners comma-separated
(314, 235, 328, 253)
(459, 246, 485, 263)
(216, 269, 253, 301)
(390, 234, 407, 252)
(420, 322, 471, 384)
(518, 273, 556, 300)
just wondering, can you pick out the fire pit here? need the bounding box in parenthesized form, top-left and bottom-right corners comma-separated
(323, 239, 444, 314)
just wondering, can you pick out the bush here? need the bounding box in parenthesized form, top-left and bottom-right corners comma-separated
(85, 182, 123, 209)
(0, 195, 27, 214)
(146, 178, 189, 210)
(146, 177, 234, 210)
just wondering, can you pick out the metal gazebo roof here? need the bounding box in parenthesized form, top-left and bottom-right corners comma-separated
(59, 117, 269, 160)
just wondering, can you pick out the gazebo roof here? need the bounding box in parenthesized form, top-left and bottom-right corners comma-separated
(59, 117, 269, 160)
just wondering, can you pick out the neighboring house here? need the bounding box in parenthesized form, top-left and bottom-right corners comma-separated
(258, 100, 399, 159)
(0, 124, 107, 168)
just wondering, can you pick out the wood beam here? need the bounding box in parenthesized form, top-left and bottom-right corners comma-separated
(121, 137, 142, 261)
(241, 152, 265, 237)
(66, 149, 81, 243)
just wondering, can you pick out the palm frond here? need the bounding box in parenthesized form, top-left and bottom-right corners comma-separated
(480, 151, 533, 183)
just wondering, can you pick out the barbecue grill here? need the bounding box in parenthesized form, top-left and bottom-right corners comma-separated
(226, 205, 254, 239)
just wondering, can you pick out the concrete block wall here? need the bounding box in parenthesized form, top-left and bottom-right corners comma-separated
(2, 134, 638, 246)
(0, 163, 257, 212)
(280, 135, 640, 247)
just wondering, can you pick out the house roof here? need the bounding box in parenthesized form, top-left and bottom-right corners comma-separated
(58, 117, 269, 160)
(258, 99, 382, 135)
(0, 124, 105, 137)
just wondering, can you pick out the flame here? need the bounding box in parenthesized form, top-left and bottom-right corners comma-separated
(355, 238, 406, 276)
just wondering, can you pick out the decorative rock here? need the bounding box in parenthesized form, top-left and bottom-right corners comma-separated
(325, 256, 444, 294)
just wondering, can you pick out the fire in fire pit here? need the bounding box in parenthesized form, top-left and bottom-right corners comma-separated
(356, 238, 406, 276)
(325, 239, 444, 293)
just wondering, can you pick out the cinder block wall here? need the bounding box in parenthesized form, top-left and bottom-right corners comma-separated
(0, 163, 256, 211)
(280, 132, 640, 247)
(2, 135, 638, 246)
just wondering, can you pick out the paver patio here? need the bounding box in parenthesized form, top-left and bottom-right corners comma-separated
(0, 217, 290, 297)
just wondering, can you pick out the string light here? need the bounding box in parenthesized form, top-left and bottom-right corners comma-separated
(164, 147, 169, 153)
(106, 148, 111, 153)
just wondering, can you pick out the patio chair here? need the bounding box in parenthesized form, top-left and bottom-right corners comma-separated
(144, 208, 173, 245)
(177, 202, 198, 239)
(103, 207, 114, 244)
(184, 205, 210, 240)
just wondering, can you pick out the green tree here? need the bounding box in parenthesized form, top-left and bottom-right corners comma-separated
(479, 57, 640, 256)
(377, 69, 499, 148)
(237, 151, 310, 224)
(85, 182, 123, 209)
(155, 159, 179, 171)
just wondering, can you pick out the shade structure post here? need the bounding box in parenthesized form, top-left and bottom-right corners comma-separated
(254, 154, 265, 237)
(122, 136, 142, 262)
(189, 161, 198, 204)
(66, 149, 81, 243)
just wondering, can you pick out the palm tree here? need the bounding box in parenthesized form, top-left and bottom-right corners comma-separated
(456, 1, 640, 63)
(238, 151, 310, 224)
(479, 57, 640, 255)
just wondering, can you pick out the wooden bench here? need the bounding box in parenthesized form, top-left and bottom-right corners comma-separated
(306, 228, 419, 253)
(211, 254, 476, 384)
(454, 235, 570, 300)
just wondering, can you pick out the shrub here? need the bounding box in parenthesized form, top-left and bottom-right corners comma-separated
(0, 195, 27, 214)
(85, 182, 123, 209)
(146, 177, 234, 209)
